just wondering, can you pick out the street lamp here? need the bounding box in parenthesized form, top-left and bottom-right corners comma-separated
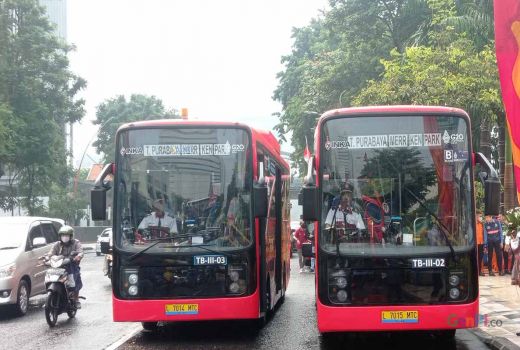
(73, 116, 117, 194)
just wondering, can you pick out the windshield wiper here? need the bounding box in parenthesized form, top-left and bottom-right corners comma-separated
(128, 232, 240, 260)
(404, 188, 457, 262)
(0, 246, 17, 250)
(128, 237, 174, 260)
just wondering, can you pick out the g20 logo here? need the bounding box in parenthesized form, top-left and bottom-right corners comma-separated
(231, 144, 246, 153)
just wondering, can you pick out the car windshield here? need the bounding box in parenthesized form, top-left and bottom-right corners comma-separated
(115, 127, 252, 253)
(319, 115, 473, 256)
(0, 223, 28, 249)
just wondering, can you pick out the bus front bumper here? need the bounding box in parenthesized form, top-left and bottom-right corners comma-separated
(112, 290, 260, 322)
(317, 298, 479, 333)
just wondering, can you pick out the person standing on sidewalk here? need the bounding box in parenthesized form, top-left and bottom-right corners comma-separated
(476, 210, 485, 276)
(484, 215, 504, 276)
(502, 216, 513, 274)
(294, 221, 308, 273)
(511, 231, 520, 285)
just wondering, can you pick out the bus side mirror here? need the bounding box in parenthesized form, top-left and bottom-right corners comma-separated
(302, 155, 318, 221)
(254, 183, 268, 218)
(90, 163, 114, 221)
(302, 185, 318, 221)
(484, 177, 500, 216)
(474, 152, 500, 216)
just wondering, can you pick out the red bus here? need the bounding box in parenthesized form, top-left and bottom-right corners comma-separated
(91, 120, 291, 330)
(301, 106, 499, 337)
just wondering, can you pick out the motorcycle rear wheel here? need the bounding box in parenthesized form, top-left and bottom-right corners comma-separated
(45, 292, 59, 327)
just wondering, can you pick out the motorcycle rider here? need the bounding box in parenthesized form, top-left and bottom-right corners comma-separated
(48, 225, 84, 308)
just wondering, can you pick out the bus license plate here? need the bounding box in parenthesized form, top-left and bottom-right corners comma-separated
(410, 258, 445, 268)
(165, 304, 199, 315)
(381, 311, 419, 323)
(193, 255, 227, 265)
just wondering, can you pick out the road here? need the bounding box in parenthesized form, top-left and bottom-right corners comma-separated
(0, 247, 139, 350)
(0, 250, 493, 350)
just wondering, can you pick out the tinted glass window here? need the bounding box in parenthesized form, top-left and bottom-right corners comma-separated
(320, 115, 472, 256)
(28, 225, 44, 248)
(115, 127, 252, 253)
(41, 223, 58, 243)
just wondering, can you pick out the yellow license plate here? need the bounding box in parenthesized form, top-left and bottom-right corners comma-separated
(165, 303, 199, 315)
(381, 310, 418, 323)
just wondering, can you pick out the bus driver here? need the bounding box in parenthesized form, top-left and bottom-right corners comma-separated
(325, 188, 365, 240)
(138, 199, 178, 238)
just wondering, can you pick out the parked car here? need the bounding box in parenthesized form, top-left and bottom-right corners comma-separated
(96, 228, 112, 256)
(0, 216, 64, 315)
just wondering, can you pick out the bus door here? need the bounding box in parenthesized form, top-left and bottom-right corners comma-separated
(275, 167, 282, 293)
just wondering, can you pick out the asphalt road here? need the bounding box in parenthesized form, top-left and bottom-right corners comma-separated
(0, 247, 139, 350)
(0, 250, 493, 350)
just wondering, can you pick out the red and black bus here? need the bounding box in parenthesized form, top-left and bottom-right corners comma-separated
(91, 120, 291, 330)
(301, 106, 499, 337)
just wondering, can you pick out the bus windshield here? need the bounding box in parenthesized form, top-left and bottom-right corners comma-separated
(115, 127, 252, 253)
(319, 115, 473, 256)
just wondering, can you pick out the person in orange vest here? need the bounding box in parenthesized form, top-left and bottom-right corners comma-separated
(476, 209, 485, 276)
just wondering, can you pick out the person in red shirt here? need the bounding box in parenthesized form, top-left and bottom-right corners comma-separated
(294, 221, 308, 273)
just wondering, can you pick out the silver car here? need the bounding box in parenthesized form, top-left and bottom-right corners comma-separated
(0, 217, 63, 315)
(95, 228, 112, 256)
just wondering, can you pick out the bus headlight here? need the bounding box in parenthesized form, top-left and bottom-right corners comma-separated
(229, 282, 240, 294)
(128, 273, 138, 285)
(448, 275, 460, 286)
(335, 277, 347, 289)
(228, 270, 240, 282)
(336, 289, 348, 303)
(227, 265, 246, 295)
(122, 269, 139, 297)
(449, 288, 460, 299)
(128, 285, 138, 296)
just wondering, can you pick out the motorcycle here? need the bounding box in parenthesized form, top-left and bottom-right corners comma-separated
(38, 254, 84, 327)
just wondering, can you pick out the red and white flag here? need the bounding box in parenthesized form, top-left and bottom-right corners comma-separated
(303, 136, 311, 162)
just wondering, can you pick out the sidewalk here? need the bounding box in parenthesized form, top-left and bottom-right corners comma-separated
(472, 274, 520, 349)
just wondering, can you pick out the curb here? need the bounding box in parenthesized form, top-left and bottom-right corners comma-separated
(471, 328, 520, 350)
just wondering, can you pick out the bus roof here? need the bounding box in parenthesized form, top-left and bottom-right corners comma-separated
(319, 105, 469, 123)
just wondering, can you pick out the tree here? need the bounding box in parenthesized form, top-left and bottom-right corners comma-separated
(273, 0, 432, 173)
(0, 0, 86, 215)
(46, 184, 88, 225)
(93, 94, 178, 163)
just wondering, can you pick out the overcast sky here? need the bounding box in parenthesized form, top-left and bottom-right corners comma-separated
(66, 0, 328, 167)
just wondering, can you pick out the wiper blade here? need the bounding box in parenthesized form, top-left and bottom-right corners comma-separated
(404, 188, 457, 261)
(128, 237, 174, 260)
(0, 246, 17, 250)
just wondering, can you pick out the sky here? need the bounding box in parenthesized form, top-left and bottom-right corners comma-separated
(65, 0, 329, 168)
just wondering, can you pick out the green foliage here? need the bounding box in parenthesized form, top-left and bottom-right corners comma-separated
(46, 184, 88, 225)
(93, 94, 179, 163)
(505, 207, 520, 233)
(0, 0, 86, 215)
